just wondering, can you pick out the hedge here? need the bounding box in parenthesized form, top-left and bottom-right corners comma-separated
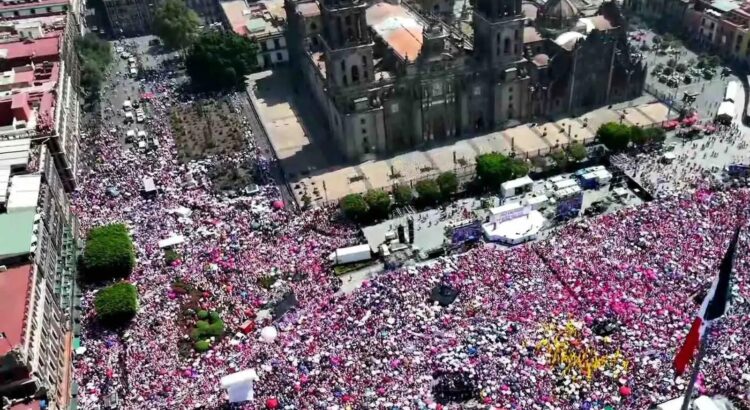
(190, 310, 225, 352)
(81, 224, 136, 282)
(94, 282, 138, 327)
(194, 340, 211, 352)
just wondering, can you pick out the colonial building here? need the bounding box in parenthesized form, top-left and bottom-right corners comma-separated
(0, 9, 83, 410)
(285, 0, 646, 161)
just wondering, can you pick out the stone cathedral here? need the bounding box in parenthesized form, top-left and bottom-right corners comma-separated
(284, 0, 647, 161)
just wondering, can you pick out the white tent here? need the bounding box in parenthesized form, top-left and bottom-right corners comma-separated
(716, 101, 735, 123)
(158, 234, 185, 248)
(220, 369, 259, 404)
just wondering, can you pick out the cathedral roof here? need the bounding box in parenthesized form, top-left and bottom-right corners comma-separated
(367, 2, 424, 62)
(544, 0, 581, 19)
(554, 31, 585, 50)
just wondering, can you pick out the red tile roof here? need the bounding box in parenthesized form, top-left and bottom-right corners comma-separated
(0, 265, 32, 356)
(9, 401, 42, 410)
(0, 34, 61, 63)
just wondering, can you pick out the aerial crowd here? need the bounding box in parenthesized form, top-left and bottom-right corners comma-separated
(72, 44, 750, 410)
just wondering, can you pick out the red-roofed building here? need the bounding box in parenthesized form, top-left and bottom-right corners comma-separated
(0, 4, 82, 410)
(0, 264, 65, 407)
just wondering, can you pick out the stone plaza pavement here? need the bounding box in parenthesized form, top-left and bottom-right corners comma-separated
(247, 70, 674, 205)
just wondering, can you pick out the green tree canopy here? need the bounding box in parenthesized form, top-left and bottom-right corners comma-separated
(629, 125, 649, 146)
(436, 172, 459, 199)
(475, 153, 528, 191)
(568, 142, 587, 161)
(80, 223, 136, 283)
(415, 179, 441, 207)
(645, 127, 667, 144)
(392, 184, 413, 206)
(153, 0, 200, 50)
(76, 33, 112, 98)
(339, 193, 368, 222)
(94, 282, 138, 327)
(185, 31, 259, 91)
(364, 190, 391, 220)
(597, 122, 631, 151)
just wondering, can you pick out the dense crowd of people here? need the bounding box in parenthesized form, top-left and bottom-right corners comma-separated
(72, 41, 750, 410)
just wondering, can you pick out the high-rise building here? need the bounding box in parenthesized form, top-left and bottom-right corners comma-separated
(0, 6, 83, 410)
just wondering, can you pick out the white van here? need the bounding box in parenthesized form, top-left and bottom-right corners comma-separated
(122, 100, 132, 111)
(125, 129, 136, 142)
(124, 112, 134, 123)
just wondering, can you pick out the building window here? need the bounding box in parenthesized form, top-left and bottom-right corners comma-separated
(310, 22, 317, 31)
(274, 38, 281, 49)
(391, 103, 399, 113)
(351, 65, 360, 83)
(276, 52, 283, 61)
(504, 38, 511, 54)
(30, 8, 36, 14)
(362, 128, 367, 134)
(345, 15, 351, 25)
(473, 86, 481, 96)
(360, 118, 366, 124)
(261, 42, 268, 51)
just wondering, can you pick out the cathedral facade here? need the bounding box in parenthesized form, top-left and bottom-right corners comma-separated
(284, 0, 647, 161)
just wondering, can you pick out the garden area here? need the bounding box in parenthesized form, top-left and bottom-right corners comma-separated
(170, 99, 254, 191)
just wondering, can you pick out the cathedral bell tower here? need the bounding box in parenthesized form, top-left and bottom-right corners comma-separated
(472, 0, 525, 68)
(320, 0, 375, 89)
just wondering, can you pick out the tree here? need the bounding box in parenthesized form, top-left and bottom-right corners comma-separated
(675, 63, 687, 73)
(568, 142, 587, 161)
(436, 172, 459, 199)
(364, 190, 391, 220)
(94, 282, 138, 327)
(630, 125, 649, 146)
(596, 122, 631, 151)
(662, 66, 674, 76)
(550, 150, 568, 170)
(80, 224, 136, 283)
(666, 58, 677, 67)
(392, 184, 413, 206)
(76, 34, 112, 98)
(339, 194, 368, 222)
(153, 0, 200, 50)
(415, 179, 441, 207)
(475, 153, 513, 191)
(509, 158, 529, 179)
(645, 127, 667, 144)
(186, 31, 259, 91)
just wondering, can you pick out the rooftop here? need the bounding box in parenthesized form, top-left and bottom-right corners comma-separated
(523, 26, 543, 43)
(220, 0, 285, 37)
(0, 34, 61, 62)
(366, 2, 424, 62)
(0, 210, 36, 260)
(0, 0, 67, 11)
(712, 0, 739, 12)
(0, 264, 32, 356)
(297, 1, 320, 17)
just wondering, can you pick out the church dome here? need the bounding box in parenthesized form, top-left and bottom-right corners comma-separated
(545, 0, 580, 20)
(532, 53, 550, 66)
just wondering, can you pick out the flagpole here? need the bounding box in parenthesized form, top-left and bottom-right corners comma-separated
(680, 321, 712, 410)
